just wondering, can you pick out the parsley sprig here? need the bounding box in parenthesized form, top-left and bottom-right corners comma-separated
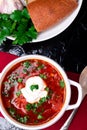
(0, 8, 38, 45)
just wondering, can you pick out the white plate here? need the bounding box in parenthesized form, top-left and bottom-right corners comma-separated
(7, 0, 83, 43)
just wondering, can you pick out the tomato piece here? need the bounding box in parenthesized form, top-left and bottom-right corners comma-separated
(18, 83, 24, 89)
(11, 94, 27, 112)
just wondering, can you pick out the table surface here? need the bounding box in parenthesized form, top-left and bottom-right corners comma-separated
(0, 0, 87, 74)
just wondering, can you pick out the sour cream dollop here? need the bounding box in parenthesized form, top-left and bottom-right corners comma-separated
(21, 76, 48, 104)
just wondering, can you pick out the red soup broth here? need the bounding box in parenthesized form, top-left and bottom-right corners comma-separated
(1, 59, 66, 125)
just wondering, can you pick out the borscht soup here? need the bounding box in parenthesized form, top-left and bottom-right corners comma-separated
(1, 59, 66, 125)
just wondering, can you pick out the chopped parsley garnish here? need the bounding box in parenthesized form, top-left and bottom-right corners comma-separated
(37, 114, 43, 119)
(0, 8, 38, 45)
(23, 61, 31, 68)
(30, 84, 39, 91)
(45, 87, 50, 92)
(9, 108, 16, 117)
(23, 68, 28, 74)
(16, 90, 21, 97)
(18, 116, 28, 124)
(26, 103, 38, 113)
(39, 74, 47, 79)
(59, 80, 65, 88)
(26, 103, 32, 111)
(18, 78, 23, 83)
(37, 64, 44, 70)
(26, 96, 47, 113)
(39, 97, 47, 104)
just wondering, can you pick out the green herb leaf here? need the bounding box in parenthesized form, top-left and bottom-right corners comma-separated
(37, 64, 44, 70)
(45, 87, 50, 92)
(23, 68, 28, 74)
(0, 8, 38, 45)
(37, 114, 43, 119)
(18, 116, 28, 124)
(18, 78, 23, 83)
(10, 10, 22, 22)
(23, 61, 31, 68)
(21, 8, 30, 19)
(0, 13, 9, 20)
(9, 108, 16, 117)
(39, 97, 47, 104)
(59, 80, 65, 88)
(39, 74, 47, 79)
(30, 84, 39, 91)
(26, 103, 32, 111)
(16, 90, 21, 96)
(32, 103, 38, 109)
(26, 26, 38, 39)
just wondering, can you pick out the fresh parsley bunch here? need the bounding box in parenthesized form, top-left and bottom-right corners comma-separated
(0, 8, 38, 45)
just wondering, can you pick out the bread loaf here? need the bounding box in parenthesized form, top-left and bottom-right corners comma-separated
(27, 0, 78, 32)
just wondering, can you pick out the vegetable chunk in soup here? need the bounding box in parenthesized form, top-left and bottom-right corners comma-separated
(1, 59, 66, 125)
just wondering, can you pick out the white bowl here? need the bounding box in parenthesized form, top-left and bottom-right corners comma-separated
(0, 55, 82, 129)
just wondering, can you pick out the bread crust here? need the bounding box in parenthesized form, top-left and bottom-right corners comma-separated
(27, 0, 78, 32)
